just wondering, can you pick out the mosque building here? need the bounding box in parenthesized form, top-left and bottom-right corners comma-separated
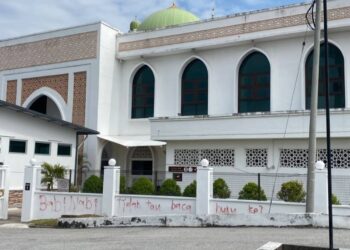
(1, 0, 350, 201)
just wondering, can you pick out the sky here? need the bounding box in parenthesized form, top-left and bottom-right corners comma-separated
(0, 0, 311, 40)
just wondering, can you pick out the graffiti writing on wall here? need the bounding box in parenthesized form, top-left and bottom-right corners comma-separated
(39, 194, 99, 214)
(215, 203, 265, 215)
(215, 203, 237, 214)
(117, 197, 193, 215)
(248, 204, 264, 214)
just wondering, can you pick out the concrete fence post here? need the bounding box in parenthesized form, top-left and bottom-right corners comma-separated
(21, 159, 41, 222)
(0, 166, 9, 220)
(314, 161, 328, 213)
(196, 159, 213, 216)
(102, 159, 120, 217)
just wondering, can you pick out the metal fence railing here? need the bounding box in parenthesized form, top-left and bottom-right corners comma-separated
(214, 172, 350, 205)
(82, 169, 350, 205)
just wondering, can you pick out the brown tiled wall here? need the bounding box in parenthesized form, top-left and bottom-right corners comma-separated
(6, 80, 17, 104)
(0, 31, 97, 71)
(119, 7, 350, 51)
(73, 71, 87, 126)
(9, 190, 22, 208)
(22, 74, 68, 104)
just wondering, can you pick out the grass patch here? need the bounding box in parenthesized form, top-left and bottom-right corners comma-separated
(61, 214, 102, 218)
(29, 219, 58, 228)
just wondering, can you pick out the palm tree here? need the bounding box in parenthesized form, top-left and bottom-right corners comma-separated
(41, 163, 66, 191)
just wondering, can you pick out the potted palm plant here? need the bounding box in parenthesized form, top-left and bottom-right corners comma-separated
(41, 163, 66, 191)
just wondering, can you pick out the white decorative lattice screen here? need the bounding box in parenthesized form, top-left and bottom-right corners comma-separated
(246, 149, 268, 167)
(132, 147, 152, 159)
(280, 149, 308, 168)
(318, 149, 350, 169)
(174, 149, 234, 167)
(279, 149, 350, 168)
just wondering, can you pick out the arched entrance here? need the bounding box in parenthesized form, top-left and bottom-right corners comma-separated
(28, 95, 62, 119)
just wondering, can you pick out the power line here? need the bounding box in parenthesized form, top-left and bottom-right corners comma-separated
(306, 0, 317, 30)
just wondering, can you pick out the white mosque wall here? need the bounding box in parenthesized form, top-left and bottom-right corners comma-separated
(164, 139, 350, 204)
(113, 29, 350, 138)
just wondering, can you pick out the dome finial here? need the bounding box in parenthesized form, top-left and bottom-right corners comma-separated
(170, 2, 176, 8)
(129, 17, 140, 32)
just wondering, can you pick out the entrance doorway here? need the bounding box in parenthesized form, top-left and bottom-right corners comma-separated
(130, 147, 153, 183)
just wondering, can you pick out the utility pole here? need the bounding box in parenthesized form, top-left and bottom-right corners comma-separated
(323, 0, 334, 248)
(306, 0, 321, 213)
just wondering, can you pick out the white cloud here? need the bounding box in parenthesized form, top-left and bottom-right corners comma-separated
(0, 0, 305, 40)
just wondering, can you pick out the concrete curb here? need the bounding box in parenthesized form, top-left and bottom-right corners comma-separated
(0, 223, 29, 229)
(57, 213, 350, 229)
(257, 241, 350, 250)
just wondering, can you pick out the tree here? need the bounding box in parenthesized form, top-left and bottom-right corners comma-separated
(159, 179, 181, 196)
(77, 153, 91, 186)
(277, 180, 306, 202)
(213, 178, 231, 198)
(183, 181, 196, 197)
(82, 175, 103, 193)
(41, 163, 66, 191)
(238, 182, 267, 201)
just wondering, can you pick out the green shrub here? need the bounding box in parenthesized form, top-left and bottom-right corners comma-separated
(82, 175, 103, 193)
(213, 178, 231, 198)
(159, 179, 181, 196)
(183, 181, 196, 197)
(277, 180, 306, 202)
(332, 194, 341, 205)
(130, 177, 155, 195)
(120, 176, 127, 194)
(238, 182, 267, 201)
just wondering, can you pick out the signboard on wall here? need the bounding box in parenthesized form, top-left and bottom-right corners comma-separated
(173, 173, 182, 182)
(168, 166, 197, 173)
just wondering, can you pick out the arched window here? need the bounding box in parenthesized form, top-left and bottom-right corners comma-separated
(305, 43, 345, 109)
(28, 95, 62, 119)
(238, 52, 271, 113)
(131, 65, 155, 118)
(181, 59, 208, 116)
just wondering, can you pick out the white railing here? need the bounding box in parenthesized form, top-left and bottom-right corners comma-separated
(0, 166, 9, 220)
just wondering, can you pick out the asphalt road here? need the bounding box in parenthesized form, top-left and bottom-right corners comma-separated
(0, 227, 349, 250)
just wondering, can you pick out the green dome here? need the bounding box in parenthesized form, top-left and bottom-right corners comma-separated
(138, 4, 199, 31)
(130, 20, 140, 32)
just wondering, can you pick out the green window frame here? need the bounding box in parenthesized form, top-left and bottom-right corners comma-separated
(238, 52, 271, 113)
(131, 65, 155, 119)
(181, 59, 208, 116)
(9, 140, 26, 153)
(57, 144, 71, 156)
(35, 142, 50, 155)
(305, 43, 345, 109)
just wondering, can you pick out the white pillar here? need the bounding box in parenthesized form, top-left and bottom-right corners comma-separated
(102, 159, 120, 217)
(0, 166, 9, 220)
(21, 159, 40, 222)
(196, 159, 213, 216)
(314, 161, 328, 213)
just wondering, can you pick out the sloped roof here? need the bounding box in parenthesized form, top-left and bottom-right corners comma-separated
(0, 100, 99, 135)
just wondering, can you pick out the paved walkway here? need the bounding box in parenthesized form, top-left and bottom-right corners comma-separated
(0, 227, 349, 250)
(0, 208, 28, 228)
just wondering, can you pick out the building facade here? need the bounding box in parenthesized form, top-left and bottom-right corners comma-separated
(1, 0, 350, 201)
